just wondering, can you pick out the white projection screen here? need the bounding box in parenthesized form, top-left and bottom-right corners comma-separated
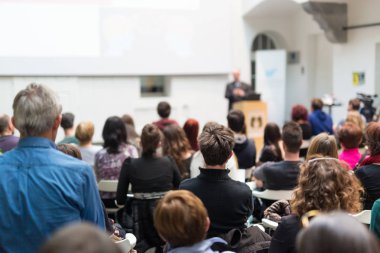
(0, 0, 231, 75)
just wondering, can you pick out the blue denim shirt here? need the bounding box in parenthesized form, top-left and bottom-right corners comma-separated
(168, 237, 233, 253)
(0, 137, 105, 253)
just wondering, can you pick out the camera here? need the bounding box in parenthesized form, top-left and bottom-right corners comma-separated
(357, 93, 378, 122)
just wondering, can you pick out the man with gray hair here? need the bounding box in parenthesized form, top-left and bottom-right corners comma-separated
(0, 84, 105, 253)
(0, 113, 19, 153)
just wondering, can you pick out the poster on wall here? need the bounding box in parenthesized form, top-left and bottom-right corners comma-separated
(353, 72, 365, 86)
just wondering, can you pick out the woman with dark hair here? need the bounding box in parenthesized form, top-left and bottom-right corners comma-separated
(121, 114, 141, 154)
(259, 123, 283, 163)
(183, 118, 199, 151)
(291, 104, 312, 140)
(269, 156, 363, 253)
(355, 122, 380, 209)
(297, 212, 380, 253)
(162, 124, 194, 179)
(116, 124, 181, 253)
(95, 116, 138, 207)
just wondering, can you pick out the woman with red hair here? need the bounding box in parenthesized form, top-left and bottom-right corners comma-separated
(183, 118, 199, 151)
(291, 104, 312, 140)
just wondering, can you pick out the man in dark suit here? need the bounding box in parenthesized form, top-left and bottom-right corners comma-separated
(225, 69, 251, 111)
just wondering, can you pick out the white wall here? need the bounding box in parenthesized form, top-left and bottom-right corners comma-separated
(0, 75, 228, 142)
(332, 0, 380, 123)
(0, 0, 232, 75)
(376, 43, 380, 100)
(241, 0, 380, 125)
(242, 1, 327, 124)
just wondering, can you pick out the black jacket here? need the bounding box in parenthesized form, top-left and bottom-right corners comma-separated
(180, 168, 253, 237)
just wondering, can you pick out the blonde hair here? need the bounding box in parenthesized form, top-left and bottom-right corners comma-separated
(291, 155, 363, 217)
(346, 111, 365, 133)
(154, 190, 208, 248)
(75, 121, 95, 145)
(306, 133, 338, 160)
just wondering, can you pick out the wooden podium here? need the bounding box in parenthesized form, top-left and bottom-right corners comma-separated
(233, 101, 267, 153)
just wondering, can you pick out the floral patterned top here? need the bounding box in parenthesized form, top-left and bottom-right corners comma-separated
(95, 143, 138, 199)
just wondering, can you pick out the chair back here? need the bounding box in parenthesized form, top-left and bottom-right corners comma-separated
(261, 218, 279, 230)
(352, 210, 371, 225)
(252, 189, 293, 201)
(98, 180, 118, 192)
(115, 233, 137, 253)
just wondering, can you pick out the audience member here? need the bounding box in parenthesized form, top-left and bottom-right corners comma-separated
(355, 122, 380, 209)
(57, 143, 82, 159)
(254, 122, 302, 190)
(305, 133, 338, 160)
(371, 198, 380, 240)
(39, 223, 123, 253)
(183, 118, 199, 151)
(0, 113, 19, 153)
(95, 116, 138, 207)
(189, 122, 239, 179)
(259, 123, 283, 163)
(58, 112, 79, 144)
(346, 111, 366, 133)
(153, 101, 179, 131)
(0, 84, 105, 253)
(163, 124, 194, 179)
(154, 190, 232, 253)
(269, 156, 363, 253)
(264, 199, 291, 223)
(337, 123, 363, 169)
(227, 110, 256, 176)
(291, 105, 312, 158)
(348, 98, 367, 123)
(117, 124, 180, 253)
(180, 122, 252, 238)
(75, 121, 102, 167)
(308, 98, 333, 136)
(297, 212, 380, 253)
(336, 99, 366, 131)
(291, 105, 312, 140)
(121, 114, 141, 153)
(225, 69, 251, 111)
(56, 143, 110, 233)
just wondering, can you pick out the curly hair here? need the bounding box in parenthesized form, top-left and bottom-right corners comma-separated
(291, 155, 363, 217)
(163, 125, 193, 179)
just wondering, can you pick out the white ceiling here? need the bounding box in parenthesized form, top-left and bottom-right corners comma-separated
(244, 0, 302, 19)
(243, 0, 348, 19)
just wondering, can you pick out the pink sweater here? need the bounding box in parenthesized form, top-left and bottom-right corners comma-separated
(339, 148, 361, 170)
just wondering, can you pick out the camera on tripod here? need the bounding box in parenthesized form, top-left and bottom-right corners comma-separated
(357, 93, 378, 122)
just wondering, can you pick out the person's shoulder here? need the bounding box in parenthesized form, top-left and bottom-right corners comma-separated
(179, 177, 198, 189)
(280, 214, 300, 227)
(261, 161, 276, 171)
(241, 82, 251, 88)
(355, 163, 371, 173)
(228, 178, 252, 194)
(356, 164, 380, 175)
(95, 147, 107, 156)
(54, 150, 92, 171)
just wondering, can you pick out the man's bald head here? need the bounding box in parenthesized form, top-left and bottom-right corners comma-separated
(0, 114, 13, 136)
(232, 69, 240, 82)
